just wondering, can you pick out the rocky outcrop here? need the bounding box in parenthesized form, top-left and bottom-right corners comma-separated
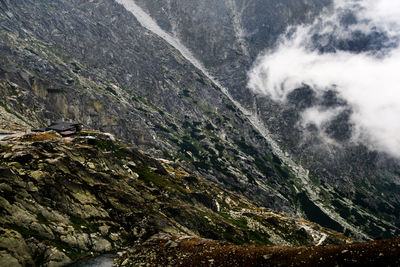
(0, 131, 349, 265)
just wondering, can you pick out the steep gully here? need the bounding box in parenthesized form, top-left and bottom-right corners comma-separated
(114, 0, 369, 240)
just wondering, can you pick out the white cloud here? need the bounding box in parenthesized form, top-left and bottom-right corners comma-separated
(248, 0, 400, 158)
(301, 106, 344, 130)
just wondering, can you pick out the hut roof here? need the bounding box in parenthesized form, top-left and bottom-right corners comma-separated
(46, 121, 81, 132)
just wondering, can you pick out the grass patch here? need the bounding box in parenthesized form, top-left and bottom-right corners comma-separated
(69, 216, 98, 233)
(135, 166, 187, 193)
(205, 123, 215, 131)
(225, 104, 236, 112)
(36, 213, 50, 225)
(196, 77, 207, 85)
(183, 89, 190, 97)
(235, 138, 258, 156)
(154, 124, 170, 133)
(71, 62, 81, 73)
(105, 86, 117, 96)
(219, 212, 248, 229)
(297, 192, 343, 232)
(21, 132, 61, 141)
(94, 138, 129, 159)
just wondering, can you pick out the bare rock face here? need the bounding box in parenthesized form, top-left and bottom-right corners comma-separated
(133, 0, 330, 91)
(0, 228, 34, 266)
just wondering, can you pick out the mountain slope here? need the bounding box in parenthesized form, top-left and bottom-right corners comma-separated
(0, 131, 349, 265)
(132, 0, 331, 95)
(116, 0, 400, 240)
(0, 0, 300, 216)
(0, 0, 399, 241)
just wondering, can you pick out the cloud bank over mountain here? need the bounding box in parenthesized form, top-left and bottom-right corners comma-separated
(248, 0, 400, 157)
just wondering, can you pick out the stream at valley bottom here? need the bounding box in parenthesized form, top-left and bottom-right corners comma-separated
(68, 254, 117, 267)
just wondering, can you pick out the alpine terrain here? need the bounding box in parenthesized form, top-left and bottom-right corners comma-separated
(0, 0, 399, 266)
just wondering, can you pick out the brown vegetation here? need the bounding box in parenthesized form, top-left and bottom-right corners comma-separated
(117, 236, 400, 266)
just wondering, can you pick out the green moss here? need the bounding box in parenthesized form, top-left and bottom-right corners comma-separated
(69, 216, 98, 233)
(160, 67, 169, 74)
(49, 239, 88, 260)
(235, 138, 258, 156)
(162, 149, 173, 159)
(225, 104, 236, 112)
(93, 138, 129, 159)
(178, 137, 204, 158)
(276, 165, 291, 179)
(166, 122, 178, 131)
(264, 153, 294, 180)
(254, 157, 274, 178)
(217, 213, 272, 245)
(196, 77, 207, 85)
(154, 124, 169, 133)
(218, 212, 248, 229)
(36, 213, 50, 225)
(105, 86, 117, 96)
(136, 107, 148, 113)
(193, 161, 210, 170)
(71, 62, 81, 73)
(182, 89, 190, 97)
(182, 121, 192, 129)
(248, 231, 273, 246)
(135, 166, 187, 193)
(221, 230, 245, 245)
(296, 192, 343, 232)
(136, 95, 159, 111)
(205, 123, 215, 131)
(66, 79, 75, 85)
(309, 173, 321, 186)
(175, 152, 192, 162)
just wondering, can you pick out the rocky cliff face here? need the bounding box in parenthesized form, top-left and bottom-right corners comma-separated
(0, 131, 349, 265)
(0, 0, 399, 245)
(133, 0, 331, 94)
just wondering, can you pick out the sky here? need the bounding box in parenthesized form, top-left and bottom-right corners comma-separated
(248, 0, 400, 158)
